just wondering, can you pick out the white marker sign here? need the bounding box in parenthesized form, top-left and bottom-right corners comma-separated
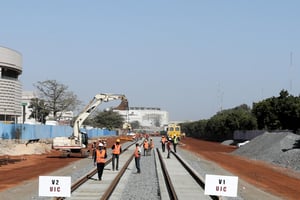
(205, 174, 238, 197)
(39, 176, 71, 197)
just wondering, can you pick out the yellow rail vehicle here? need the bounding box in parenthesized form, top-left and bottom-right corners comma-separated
(167, 124, 181, 139)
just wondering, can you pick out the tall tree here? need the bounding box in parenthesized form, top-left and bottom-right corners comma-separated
(34, 80, 81, 120)
(28, 98, 50, 124)
(253, 90, 300, 132)
(91, 110, 125, 130)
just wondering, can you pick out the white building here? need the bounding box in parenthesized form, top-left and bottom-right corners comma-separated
(0, 46, 22, 123)
(115, 107, 169, 128)
(20, 91, 38, 124)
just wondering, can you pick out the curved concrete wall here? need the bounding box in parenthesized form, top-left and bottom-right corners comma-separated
(0, 46, 22, 71)
(0, 46, 23, 121)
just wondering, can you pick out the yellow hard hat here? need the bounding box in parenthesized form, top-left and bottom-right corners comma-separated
(116, 139, 120, 143)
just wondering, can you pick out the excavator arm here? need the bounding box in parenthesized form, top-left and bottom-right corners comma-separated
(73, 93, 128, 142)
(53, 93, 128, 154)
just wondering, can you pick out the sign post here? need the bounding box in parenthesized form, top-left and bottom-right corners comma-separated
(39, 176, 71, 197)
(205, 174, 238, 197)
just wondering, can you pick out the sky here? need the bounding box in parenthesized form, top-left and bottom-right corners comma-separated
(1, 1, 300, 121)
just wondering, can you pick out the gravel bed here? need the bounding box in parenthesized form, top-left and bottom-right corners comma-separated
(118, 148, 160, 200)
(176, 144, 281, 200)
(232, 132, 300, 172)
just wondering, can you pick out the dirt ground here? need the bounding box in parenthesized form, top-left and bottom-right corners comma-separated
(180, 137, 300, 200)
(1, 137, 300, 199)
(0, 137, 119, 192)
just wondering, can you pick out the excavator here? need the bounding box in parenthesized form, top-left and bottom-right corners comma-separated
(52, 93, 128, 157)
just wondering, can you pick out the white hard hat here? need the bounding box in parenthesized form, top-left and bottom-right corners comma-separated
(98, 143, 104, 147)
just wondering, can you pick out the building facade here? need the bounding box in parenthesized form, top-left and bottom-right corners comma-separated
(0, 46, 22, 123)
(115, 107, 169, 128)
(19, 91, 37, 124)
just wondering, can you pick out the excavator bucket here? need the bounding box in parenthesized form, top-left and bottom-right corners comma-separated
(114, 97, 129, 110)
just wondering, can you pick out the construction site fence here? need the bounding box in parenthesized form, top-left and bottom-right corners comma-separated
(0, 123, 116, 140)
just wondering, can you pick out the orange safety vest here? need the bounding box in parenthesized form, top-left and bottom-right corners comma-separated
(112, 144, 121, 155)
(134, 146, 140, 158)
(96, 149, 106, 163)
(150, 141, 154, 148)
(143, 141, 149, 149)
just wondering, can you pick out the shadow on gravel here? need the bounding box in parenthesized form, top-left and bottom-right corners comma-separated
(282, 139, 300, 152)
(46, 155, 85, 158)
(88, 177, 99, 181)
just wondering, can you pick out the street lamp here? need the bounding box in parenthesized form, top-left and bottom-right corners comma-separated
(4, 108, 6, 123)
(14, 111, 17, 124)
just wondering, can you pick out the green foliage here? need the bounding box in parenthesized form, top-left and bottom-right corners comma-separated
(90, 110, 125, 130)
(252, 89, 300, 132)
(181, 104, 257, 141)
(183, 90, 300, 141)
(28, 98, 50, 124)
(181, 120, 208, 138)
(130, 120, 141, 130)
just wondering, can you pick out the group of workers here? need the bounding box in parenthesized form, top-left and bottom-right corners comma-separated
(92, 138, 122, 181)
(160, 135, 179, 158)
(92, 134, 180, 181)
(142, 138, 154, 156)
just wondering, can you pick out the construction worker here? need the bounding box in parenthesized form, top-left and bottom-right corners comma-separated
(161, 136, 167, 152)
(94, 143, 107, 181)
(143, 139, 149, 156)
(111, 138, 122, 171)
(173, 135, 179, 153)
(134, 143, 141, 173)
(167, 139, 172, 159)
(149, 138, 154, 156)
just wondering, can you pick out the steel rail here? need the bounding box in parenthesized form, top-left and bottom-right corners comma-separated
(54, 141, 136, 200)
(156, 148, 178, 200)
(100, 153, 134, 200)
(171, 151, 220, 200)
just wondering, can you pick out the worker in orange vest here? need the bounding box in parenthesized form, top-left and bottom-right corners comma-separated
(111, 138, 122, 171)
(167, 139, 172, 159)
(149, 138, 154, 156)
(134, 143, 141, 173)
(161, 136, 167, 152)
(94, 143, 107, 181)
(143, 139, 149, 156)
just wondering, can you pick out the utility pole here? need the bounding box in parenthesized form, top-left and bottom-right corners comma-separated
(289, 52, 293, 92)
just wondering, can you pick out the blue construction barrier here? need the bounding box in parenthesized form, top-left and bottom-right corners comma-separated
(0, 123, 116, 140)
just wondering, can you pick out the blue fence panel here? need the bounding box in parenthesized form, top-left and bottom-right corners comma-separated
(87, 129, 117, 138)
(51, 125, 73, 138)
(0, 123, 14, 139)
(103, 129, 116, 136)
(21, 124, 35, 139)
(35, 125, 50, 139)
(0, 122, 117, 140)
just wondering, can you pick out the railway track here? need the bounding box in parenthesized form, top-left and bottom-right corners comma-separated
(156, 148, 219, 200)
(54, 141, 136, 200)
(52, 137, 220, 200)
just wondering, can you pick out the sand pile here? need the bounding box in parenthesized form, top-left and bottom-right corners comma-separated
(232, 131, 300, 172)
(0, 140, 52, 156)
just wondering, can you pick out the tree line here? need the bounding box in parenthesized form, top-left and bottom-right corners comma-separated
(180, 90, 300, 142)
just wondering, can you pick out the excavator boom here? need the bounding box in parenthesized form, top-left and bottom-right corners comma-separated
(52, 93, 128, 155)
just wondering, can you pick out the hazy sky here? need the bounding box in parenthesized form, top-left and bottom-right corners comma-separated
(1, 1, 300, 121)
